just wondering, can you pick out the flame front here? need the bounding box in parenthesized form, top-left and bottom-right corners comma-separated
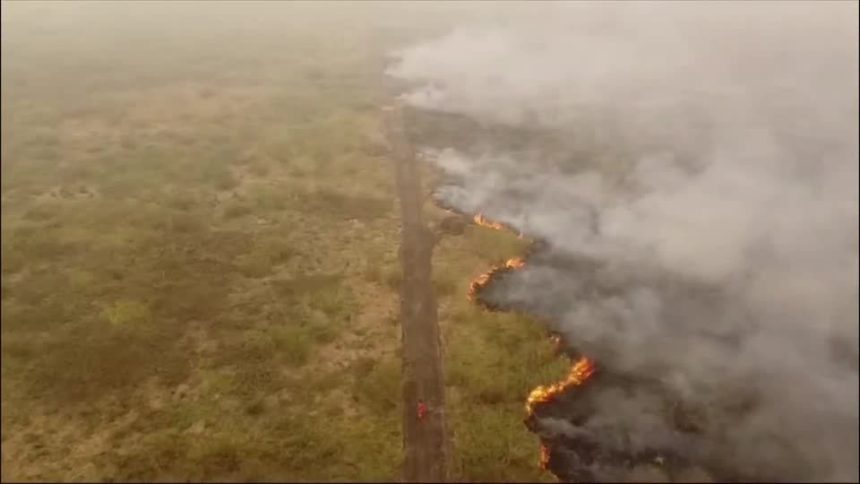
(473, 213, 506, 231)
(468, 258, 526, 302)
(464, 209, 598, 473)
(525, 356, 596, 415)
(539, 443, 551, 471)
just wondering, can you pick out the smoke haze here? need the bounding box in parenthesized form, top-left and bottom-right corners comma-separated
(388, 2, 859, 481)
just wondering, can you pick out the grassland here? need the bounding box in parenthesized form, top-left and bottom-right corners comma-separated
(1, 3, 564, 481)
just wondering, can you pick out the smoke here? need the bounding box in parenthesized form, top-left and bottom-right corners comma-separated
(387, 2, 858, 481)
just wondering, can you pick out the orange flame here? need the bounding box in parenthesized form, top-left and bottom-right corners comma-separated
(468, 272, 493, 302)
(505, 257, 526, 270)
(473, 213, 505, 231)
(468, 258, 526, 302)
(539, 443, 551, 471)
(461, 207, 598, 473)
(525, 356, 596, 415)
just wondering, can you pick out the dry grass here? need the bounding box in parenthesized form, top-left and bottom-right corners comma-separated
(2, 3, 561, 482)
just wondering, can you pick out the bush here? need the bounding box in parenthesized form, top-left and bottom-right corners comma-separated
(352, 359, 401, 415)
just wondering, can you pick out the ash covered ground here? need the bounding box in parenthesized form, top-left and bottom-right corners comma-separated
(388, 3, 859, 482)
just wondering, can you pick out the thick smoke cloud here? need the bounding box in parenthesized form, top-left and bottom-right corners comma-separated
(388, 2, 858, 481)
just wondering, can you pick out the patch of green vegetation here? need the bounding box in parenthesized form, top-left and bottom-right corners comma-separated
(1, 4, 407, 480)
(2, 3, 563, 482)
(433, 211, 563, 483)
(352, 357, 402, 416)
(450, 405, 546, 482)
(101, 299, 151, 326)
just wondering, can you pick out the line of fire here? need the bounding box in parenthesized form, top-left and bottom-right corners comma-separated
(459, 209, 598, 474)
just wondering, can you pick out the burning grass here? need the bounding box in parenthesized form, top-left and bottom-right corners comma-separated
(2, 4, 592, 482)
(467, 257, 527, 305)
(473, 213, 506, 231)
(430, 206, 561, 481)
(525, 356, 597, 415)
(539, 443, 551, 471)
(455, 210, 600, 478)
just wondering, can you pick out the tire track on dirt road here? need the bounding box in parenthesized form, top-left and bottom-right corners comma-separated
(383, 104, 449, 482)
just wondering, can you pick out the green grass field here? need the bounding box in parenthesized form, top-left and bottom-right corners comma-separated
(1, 3, 562, 481)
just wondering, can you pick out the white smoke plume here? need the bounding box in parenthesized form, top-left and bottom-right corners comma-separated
(388, 2, 858, 481)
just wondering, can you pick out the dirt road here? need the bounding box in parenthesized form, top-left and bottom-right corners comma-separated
(384, 104, 449, 482)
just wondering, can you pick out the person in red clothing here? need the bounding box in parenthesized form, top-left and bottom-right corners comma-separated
(417, 400, 428, 421)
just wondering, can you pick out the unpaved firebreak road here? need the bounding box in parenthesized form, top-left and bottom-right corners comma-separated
(384, 105, 448, 482)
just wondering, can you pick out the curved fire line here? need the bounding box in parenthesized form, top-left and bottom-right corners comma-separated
(442, 204, 598, 475)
